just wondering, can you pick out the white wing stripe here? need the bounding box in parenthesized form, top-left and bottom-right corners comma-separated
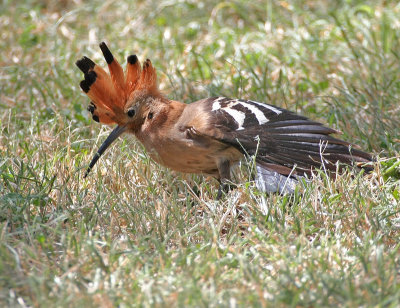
(211, 97, 282, 130)
(237, 101, 269, 125)
(248, 100, 282, 115)
(222, 108, 246, 130)
(212, 100, 221, 111)
(211, 97, 225, 111)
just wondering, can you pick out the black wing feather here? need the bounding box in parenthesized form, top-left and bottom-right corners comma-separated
(205, 97, 372, 177)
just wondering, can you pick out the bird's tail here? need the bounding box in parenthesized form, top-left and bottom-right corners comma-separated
(253, 118, 373, 193)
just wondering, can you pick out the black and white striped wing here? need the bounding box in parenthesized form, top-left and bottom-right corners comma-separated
(205, 97, 372, 176)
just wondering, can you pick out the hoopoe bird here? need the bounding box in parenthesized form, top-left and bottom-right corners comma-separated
(76, 42, 372, 197)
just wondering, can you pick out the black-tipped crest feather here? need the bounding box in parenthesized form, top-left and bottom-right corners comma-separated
(127, 55, 138, 64)
(99, 42, 114, 64)
(76, 56, 95, 73)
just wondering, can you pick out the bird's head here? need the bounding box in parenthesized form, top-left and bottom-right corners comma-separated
(76, 42, 161, 177)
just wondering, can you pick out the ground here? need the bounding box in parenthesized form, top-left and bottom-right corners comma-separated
(1, 0, 400, 306)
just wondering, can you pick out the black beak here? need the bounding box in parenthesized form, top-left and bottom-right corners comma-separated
(84, 125, 127, 178)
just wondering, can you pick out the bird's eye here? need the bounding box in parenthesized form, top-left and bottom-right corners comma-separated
(127, 108, 135, 117)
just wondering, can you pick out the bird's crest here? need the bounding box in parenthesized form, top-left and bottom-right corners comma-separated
(76, 42, 158, 125)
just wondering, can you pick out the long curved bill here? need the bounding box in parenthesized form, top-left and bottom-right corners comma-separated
(84, 125, 127, 178)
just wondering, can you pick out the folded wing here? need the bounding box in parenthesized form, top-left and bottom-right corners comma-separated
(202, 97, 372, 188)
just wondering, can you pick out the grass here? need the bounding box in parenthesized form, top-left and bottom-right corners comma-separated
(1, 0, 400, 306)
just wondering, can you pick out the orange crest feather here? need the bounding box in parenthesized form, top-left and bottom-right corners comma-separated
(76, 42, 158, 125)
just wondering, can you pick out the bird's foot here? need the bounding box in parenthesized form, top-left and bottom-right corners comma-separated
(216, 182, 237, 200)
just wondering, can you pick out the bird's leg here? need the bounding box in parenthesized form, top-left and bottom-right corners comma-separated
(216, 181, 229, 200)
(191, 184, 201, 197)
(216, 159, 233, 200)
